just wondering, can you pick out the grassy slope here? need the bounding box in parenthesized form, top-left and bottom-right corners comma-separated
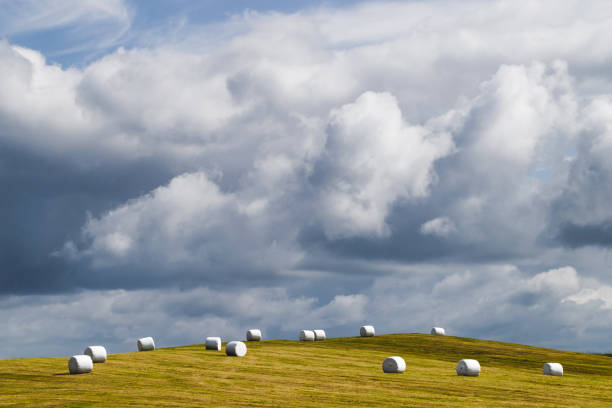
(1, 334, 611, 407)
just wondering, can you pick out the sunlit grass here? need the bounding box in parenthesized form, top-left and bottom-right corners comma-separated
(1, 334, 611, 407)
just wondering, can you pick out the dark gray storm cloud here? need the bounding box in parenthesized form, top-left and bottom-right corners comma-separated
(555, 221, 612, 248)
(2, 0, 612, 357)
(0, 143, 175, 293)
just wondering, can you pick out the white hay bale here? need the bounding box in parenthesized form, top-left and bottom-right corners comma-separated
(313, 329, 326, 341)
(68, 355, 93, 374)
(246, 329, 262, 341)
(430, 327, 445, 335)
(542, 363, 563, 376)
(226, 341, 247, 357)
(137, 337, 155, 351)
(360, 325, 375, 337)
(205, 337, 222, 351)
(299, 330, 315, 341)
(456, 359, 480, 376)
(83, 346, 107, 363)
(382, 356, 406, 373)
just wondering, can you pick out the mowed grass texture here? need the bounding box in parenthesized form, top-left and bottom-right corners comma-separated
(1, 334, 611, 407)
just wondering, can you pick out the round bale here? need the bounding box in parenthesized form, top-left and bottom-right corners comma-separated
(205, 337, 222, 351)
(430, 327, 445, 335)
(456, 359, 480, 376)
(299, 330, 315, 341)
(83, 346, 107, 363)
(137, 337, 155, 351)
(68, 355, 93, 374)
(226, 341, 247, 357)
(313, 329, 326, 341)
(542, 363, 563, 376)
(246, 329, 262, 341)
(360, 325, 375, 337)
(382, 356, 406, 373)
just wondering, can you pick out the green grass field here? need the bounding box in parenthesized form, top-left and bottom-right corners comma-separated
(1, 334, 611, 407)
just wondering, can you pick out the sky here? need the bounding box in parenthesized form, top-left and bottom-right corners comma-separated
(2, 0, 612, 358)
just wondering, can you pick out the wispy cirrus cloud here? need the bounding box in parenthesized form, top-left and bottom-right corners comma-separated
(0, 0, 131, 57)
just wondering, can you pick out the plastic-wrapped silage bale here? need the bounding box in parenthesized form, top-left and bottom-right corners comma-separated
(205, 337, 222, 351)
(84, 346, 107, 363)
(226, 341, 247, 357)
(382, 356, 406, 373)
(313, 329, 326, 341)
(137, 337, 155, 351)
(360, 325, 375, 337)
(68, 355, 93, 374)
(456, 359, 480, 376)
(299, 330, 315, 341)
(430, 327, 445, 335)
(542, 363, 563, 376)
(246, 329, 262, 341)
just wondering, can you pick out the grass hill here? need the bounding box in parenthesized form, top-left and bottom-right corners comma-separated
(1, 334, 611, 407)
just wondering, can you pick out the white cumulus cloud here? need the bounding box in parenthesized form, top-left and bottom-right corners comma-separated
(314, 92, 453, 238)
(420, 217, 457, 237)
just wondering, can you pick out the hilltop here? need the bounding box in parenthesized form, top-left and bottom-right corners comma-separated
(1, 334, 611, 407)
